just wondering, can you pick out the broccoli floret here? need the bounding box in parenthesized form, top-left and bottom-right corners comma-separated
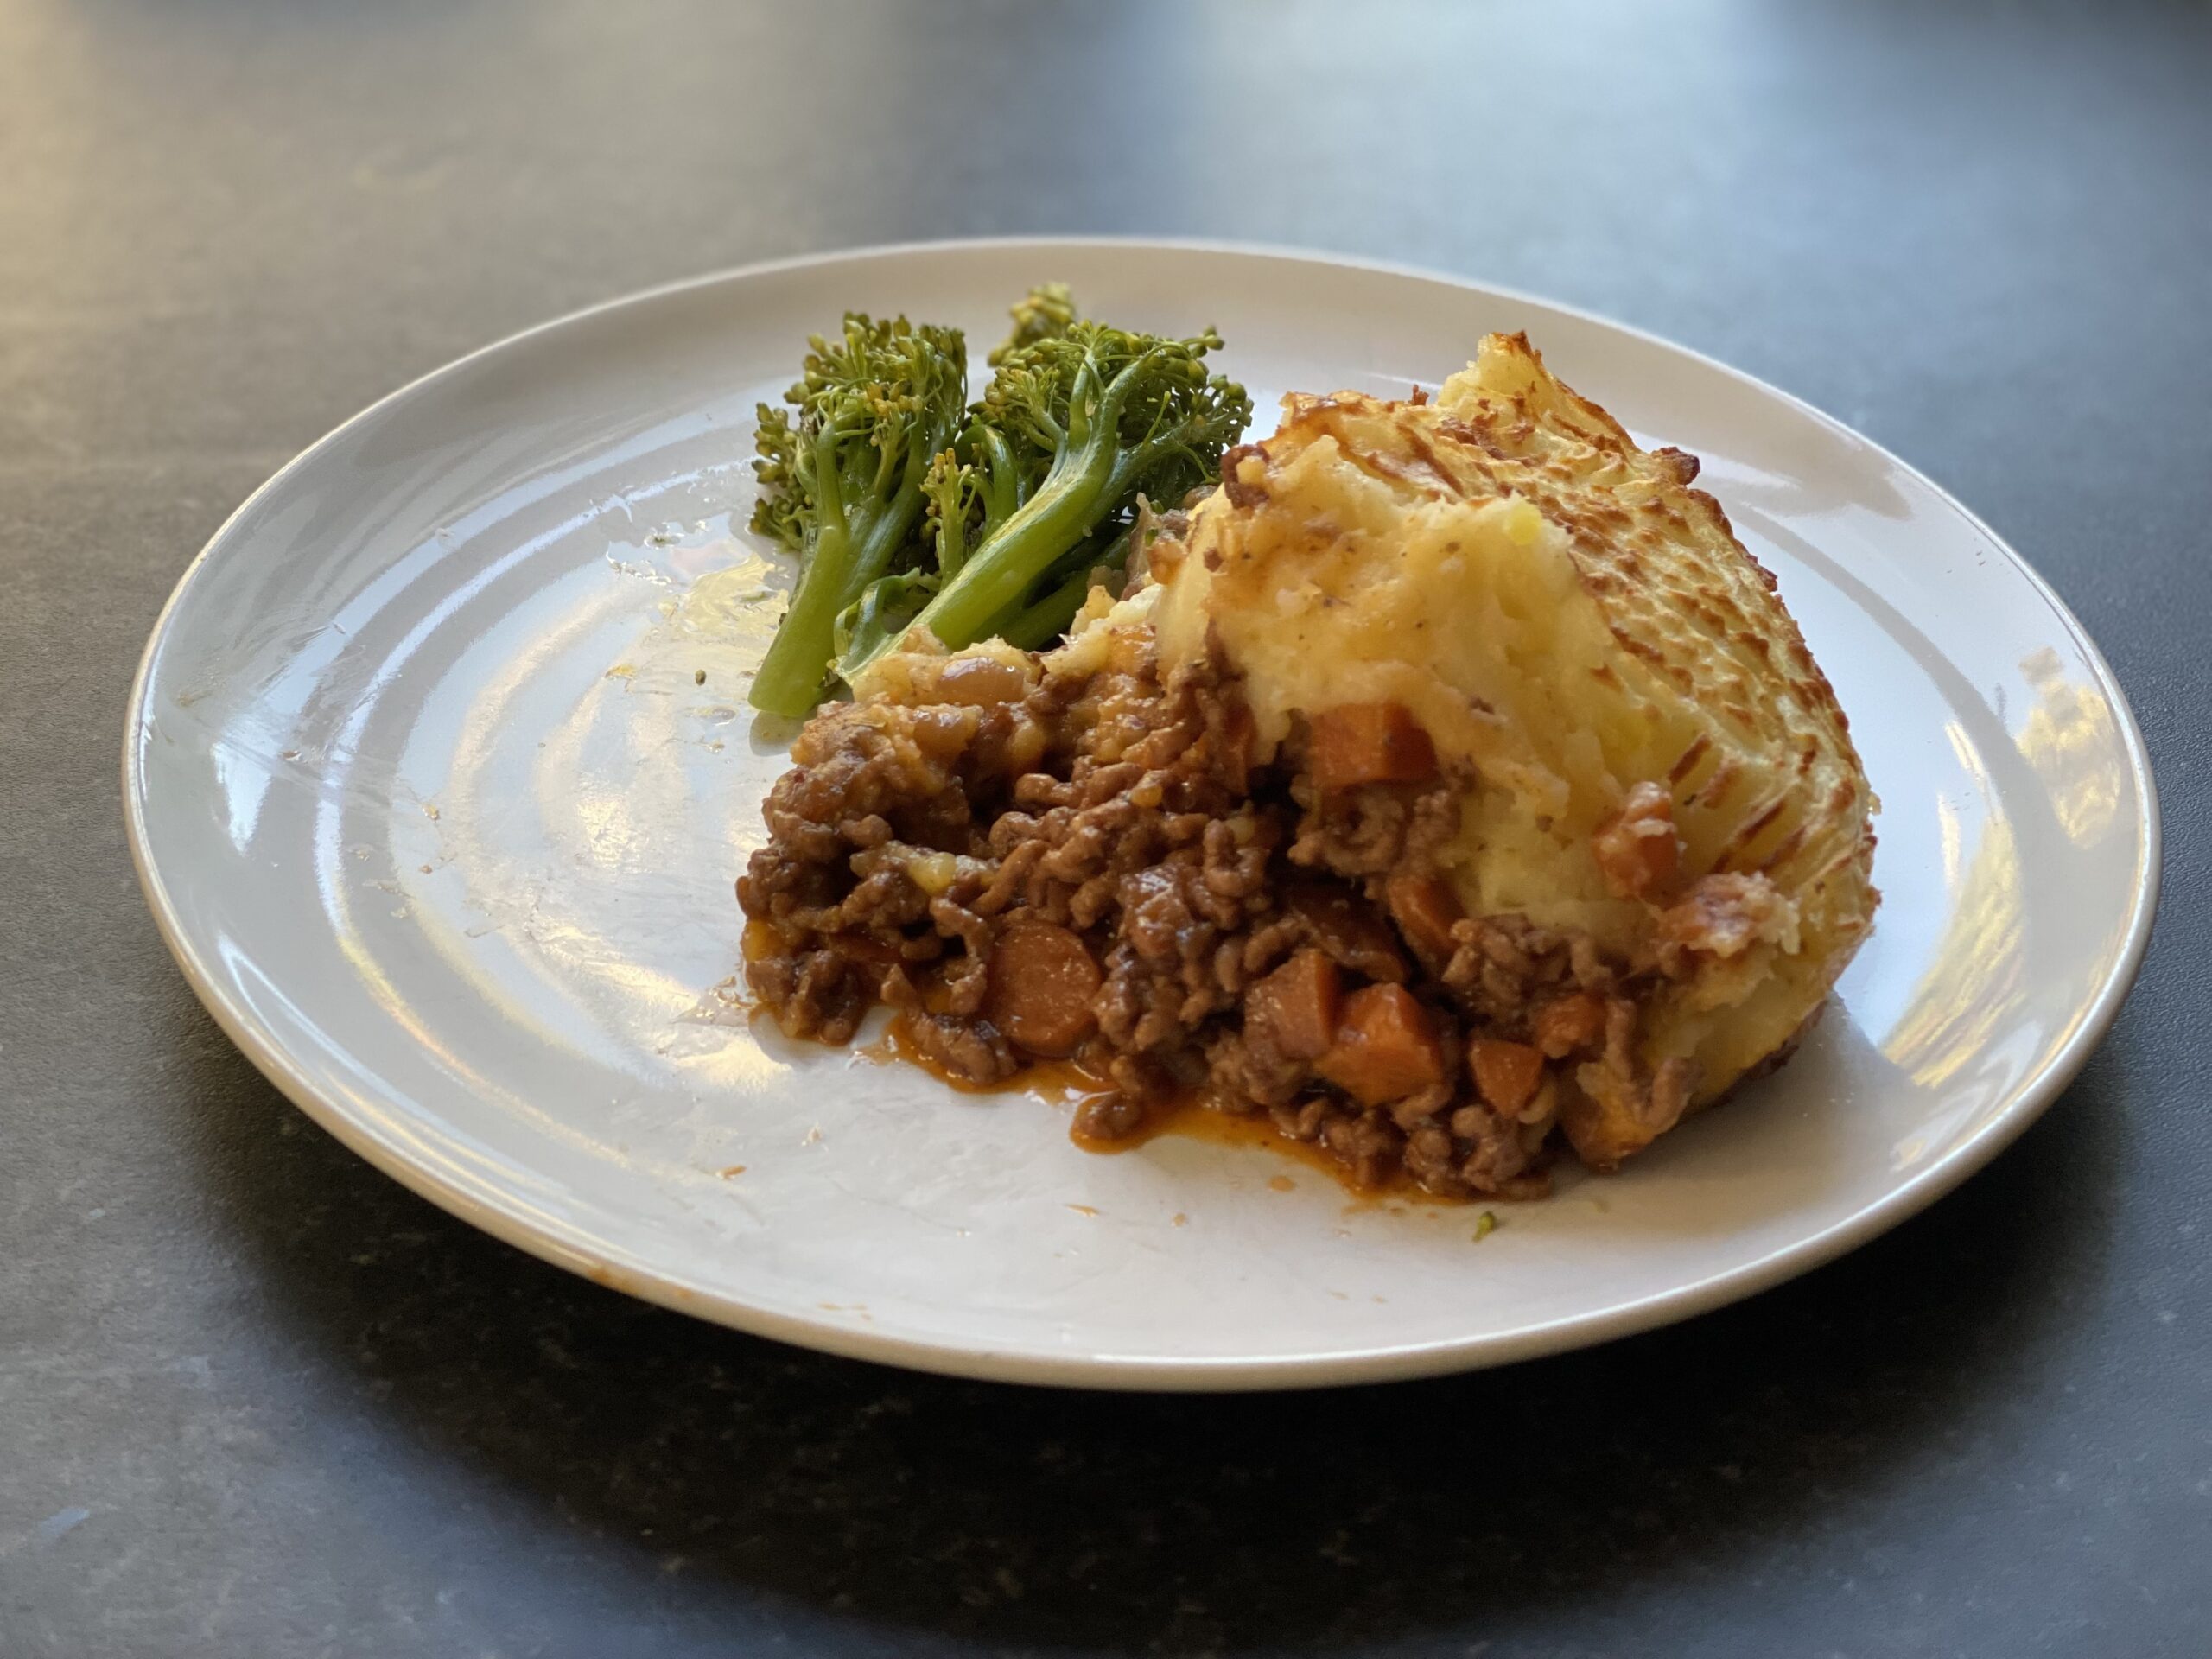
(845, 314, 1249, 676)
(747, 313, 967, 715)
(988, 281, 1078, 365)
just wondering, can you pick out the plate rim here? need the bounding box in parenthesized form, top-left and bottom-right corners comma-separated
(120, 235, 2164, 1390)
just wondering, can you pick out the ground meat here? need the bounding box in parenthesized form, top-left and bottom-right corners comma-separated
(1440, 910, 1623, 1031)
(1287, 777, 1459, 879)
(904, 1013, 1018, 1085)
(1071, 1090, 1148, 1142)
(739, 639, 1687, 1199)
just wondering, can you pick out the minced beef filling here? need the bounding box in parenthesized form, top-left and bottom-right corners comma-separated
(739, 636, 1693, 1199)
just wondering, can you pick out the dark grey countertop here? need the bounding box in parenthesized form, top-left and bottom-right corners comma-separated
(4, 3, 2208, 1654)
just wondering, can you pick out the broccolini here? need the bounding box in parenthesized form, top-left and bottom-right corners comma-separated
(749, 288, 1250, 711)
(746, 313, 967, 716)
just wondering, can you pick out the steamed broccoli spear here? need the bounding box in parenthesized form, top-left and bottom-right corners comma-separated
(847, 315, 1249, 676)
(823, 447, 963, 677)
(828, 431, 1014, 680)
(747, 313, 966, 716)
(827, 348, 1052, 683)
(996, 510, 1164, 650)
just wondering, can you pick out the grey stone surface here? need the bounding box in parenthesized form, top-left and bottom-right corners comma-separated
(3, 1, 2208, 1654)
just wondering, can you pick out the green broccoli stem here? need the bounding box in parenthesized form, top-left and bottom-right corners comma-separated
(977, 428, 1026, 526)
(899, 467, 1102, 652)
(750, 426, 927, 717)
(872, 346, 1172, 667)
(972, 519, 1132, 642)
(1000, 565, 1099, 651)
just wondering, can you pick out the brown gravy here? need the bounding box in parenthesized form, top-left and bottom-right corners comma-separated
(857, 1013, 1459, 1203)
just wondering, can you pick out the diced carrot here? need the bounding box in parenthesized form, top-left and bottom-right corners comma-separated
(1385, 872, 1464, 962)
(1245, 948, 1343, 1060)
(1308, 702, 1439, 792)
(1592, 781, 1681, 899)
(1531, 991, 1606, 1058)
(1468, 1039, 1545, 1114)
(984, 918, 1101, 1058)
(1560, 1057, 1697, 1169)
(1315, 983, 1446, 1107)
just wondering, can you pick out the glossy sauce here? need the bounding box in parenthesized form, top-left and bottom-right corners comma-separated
(855, 1013, 1455, 1203)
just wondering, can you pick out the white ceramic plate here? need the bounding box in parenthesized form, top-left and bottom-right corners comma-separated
(124, 240, 2158, 1389)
